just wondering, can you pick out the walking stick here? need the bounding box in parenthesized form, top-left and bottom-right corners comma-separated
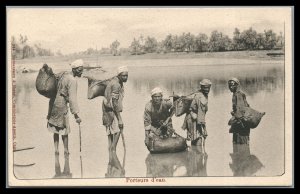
(120, 129, 126, 168)
(78, 123, 83, 178)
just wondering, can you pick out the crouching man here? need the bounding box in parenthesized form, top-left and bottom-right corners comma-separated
(144, 87, 175, 146)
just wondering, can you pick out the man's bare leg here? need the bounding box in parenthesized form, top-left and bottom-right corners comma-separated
(62, 153, 72, 177)
(111, 132, 121, 152)
(54, 151, 61, 177)
(108, 134, 113, 151)
(54, 134, 59, 154)
(62, 135, 69, 156)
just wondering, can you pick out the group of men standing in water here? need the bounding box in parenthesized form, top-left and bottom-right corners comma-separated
(143, 77, 251, 148)
(46, 59, 252, 159)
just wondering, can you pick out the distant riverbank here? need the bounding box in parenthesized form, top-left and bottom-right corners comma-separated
(15, 50, 284, 63)
(13, 50, 284, 73)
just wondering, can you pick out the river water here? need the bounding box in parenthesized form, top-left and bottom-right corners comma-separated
(13, 58, 284, 179)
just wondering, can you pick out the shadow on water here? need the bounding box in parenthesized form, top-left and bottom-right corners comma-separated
(53, 154, 72, 179)
(229, 143, 264, 176)
(105, 150, 126, 178)
(145, 145, 208, 177)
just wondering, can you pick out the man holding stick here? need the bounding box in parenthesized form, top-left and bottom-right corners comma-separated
(47, 59, 83, 156)
(144, 87, 175, 146)
(102, 66, 128, 152)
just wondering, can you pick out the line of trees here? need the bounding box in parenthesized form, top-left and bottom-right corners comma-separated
(11, 34, 55, 59)
(54, 26, 286, 58)
(71, 27, 284, 57)
(127, 27, 284, 55)
(13, 26, 284, 59)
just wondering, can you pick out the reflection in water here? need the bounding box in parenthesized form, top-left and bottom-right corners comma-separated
(145, 145, 208, 177)
(105, 150, 125, 178)
(229, 143, 264, 176)
(53, 154, 72, 178)
(14, 63, 283, 178)
(130, 66, 283, 97)
(16, 74, 35, 111)
(186, 146, 208, 177)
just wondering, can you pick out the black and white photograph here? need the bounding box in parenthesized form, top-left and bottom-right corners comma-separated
(6, 7, 293, 187)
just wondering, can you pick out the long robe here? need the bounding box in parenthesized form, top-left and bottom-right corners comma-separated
(182, 91, 208, 141)
(47, 72, 79, 135)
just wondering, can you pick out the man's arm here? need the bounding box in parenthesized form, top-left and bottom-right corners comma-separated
(113, 107, 123, 129)
(47, 97, 55, 120)
(68, 78, 81, 123)
(110, 82, 124, 129)
(242, 93, 250, 107)
(144, 104, 152, 136)
(231, 93, 237, 115)
(189, 96, 198, 120)
(166, 99, 174, 114)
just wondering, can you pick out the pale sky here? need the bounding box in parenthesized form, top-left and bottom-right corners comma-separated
(7, 7, 291, 54)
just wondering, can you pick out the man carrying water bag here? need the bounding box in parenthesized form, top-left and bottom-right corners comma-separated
(144, 87, 175, 146)
(102, 66, 128, 152)
(181, 79, 212, 147)
(47, 59, 83, 156)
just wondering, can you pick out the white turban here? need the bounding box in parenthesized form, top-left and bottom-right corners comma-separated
(117, 66, 128, 74)
(151, 87, 163, 96)
(200, 79, 212, 86)
(228, 77, 240, 85)
(70, 59, 84, 69)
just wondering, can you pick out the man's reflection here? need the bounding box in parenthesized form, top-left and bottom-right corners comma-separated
(229, 143, 264, 176)
(53, 153, 72, 178)
(145, 145, 208, 177)
(105, 150, 125, 178)
(186, 146, 208, 177)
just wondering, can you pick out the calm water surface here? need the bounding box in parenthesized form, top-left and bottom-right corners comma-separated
(13, 61, 284, 179)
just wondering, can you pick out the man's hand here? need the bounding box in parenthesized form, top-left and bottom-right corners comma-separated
(76, 118, 82, 124)
(162, 121, 168, 127)
(145, 130, 150, 137)
(118, 120, 124, 130)
(159, 120, 168, 127)
(190, 112, 197, 120)
(144, 130, 151, 146)
(74, 114, 82, 124)
(172, 94, 180, 102)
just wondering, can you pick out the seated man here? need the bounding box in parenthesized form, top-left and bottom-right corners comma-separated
(144, 87, 175, 145)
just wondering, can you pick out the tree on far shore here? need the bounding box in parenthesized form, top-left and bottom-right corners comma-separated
(110, 40, 120, 56)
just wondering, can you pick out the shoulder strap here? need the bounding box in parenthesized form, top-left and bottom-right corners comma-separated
(57, 71, 68, 88)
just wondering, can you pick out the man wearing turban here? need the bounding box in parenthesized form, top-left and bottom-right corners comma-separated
(102, 66, 128, 152)
(144, 87, 175, 146)
(47, 59, 83, 156)
(228, 78, 251, 144)
(182, 79, 212, 146)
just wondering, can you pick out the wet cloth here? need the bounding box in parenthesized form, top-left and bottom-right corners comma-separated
(47, 72, 79, 135)
(105, 115, 121, 136)
(182, 91, 208, 141)
(102, 76, 124, 135)
(48, 115, 70, 135)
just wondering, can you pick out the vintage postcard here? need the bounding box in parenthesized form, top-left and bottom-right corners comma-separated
(7, 7, 293, 187)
